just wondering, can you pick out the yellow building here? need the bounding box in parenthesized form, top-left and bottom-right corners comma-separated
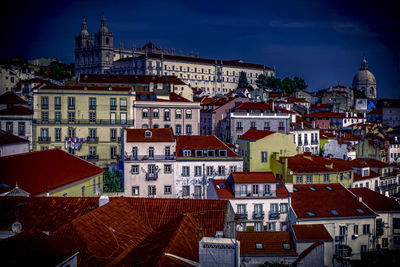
(237, 129, 298, 172)
(0, 149, 104, 197)
(33, 85, 133, 166)
(271, 153, 354, 187)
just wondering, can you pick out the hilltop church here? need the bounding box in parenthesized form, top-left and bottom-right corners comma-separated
(74, 16, 276, 96)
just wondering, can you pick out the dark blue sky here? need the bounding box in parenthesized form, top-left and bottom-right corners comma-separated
(1, 0, 399, 98)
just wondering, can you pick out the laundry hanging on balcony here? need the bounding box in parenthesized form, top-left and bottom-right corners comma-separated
(64, 137, 87, 150)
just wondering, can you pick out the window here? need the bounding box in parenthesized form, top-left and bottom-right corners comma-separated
(130, 165, 139, 174)
(237, 204, 246, 215)
(240, 185, 247, 196)
(195, 166, 202, 176)
(41, 96, 48, 109)
(261, 152, 268, 162)
(268, 223, 276, 231)
(182, 185, 190, 196)
(40, 128, 49, 139)
(175, 109, 183, 119)
(330, 209, 339, 215)
(88, 112, 96, 123)
(186, 109, 192, 119)
(252, 185, 259, 196)
(361, 245, 367, 254)
(339, 226, 347, 236)
(182, 166, 190, 176)
(363, 224, 370, 235)
(142, 109, 149, 118)
(110, 112, 116, 124)
(270, 203, 279, 213)
(120, 98, 127, 110)
(164, 164, 172, 173)
(68, 128, 75, 138)
(164, 109, 170, 121)
(393, 218, 400, 234)
(218, 166, 225, 176)
(54, 97, 61, 109)
(354, 225, 358, 235)
(42, 111, 49, 122)
(254, 204, 263, 215)
(219, 150, 226, 157)
(68, 112, 75, 123)
(148, 186, 156, 197)
(153, 109, 159, 118)
(18, 122, 25, 136)
(55, 128, 61, 141)
(237, 121, 242, 129)
(382, 238, 388, 248)
(186, 124, 192, 135)
(81, 186, 85, 197)
(132, 186, 139, 195)
(194, 185, 202, 199)
(255, 222, 263, 232)
(55, 111, 61, 123)
(89, 146, 97, 156)
(250, 121, 256, 129)
(68, 97, 75, 109)
(164, 185, 172, 194)
(120, 112, 127, 124)
(110, 128, 117, 141)
(306, 175, 313, 184)
(280, 203, 288, 213)
(110, 146, 117, 159)
(110, 98, 116, 110)
(183, 150, 191, 157)
(324, 174, 330, 182)
(264, 184, 270, 195)
(148, 147, 154, 159)
(89, 97, 96, 109)
(296, 176, 303, 184)
(5, 122, 13, 133)
(89, 128, 97, 139)
(175, 124, 182, 135)
(206, 166, 213, 176)
(340, 173, 343, 180)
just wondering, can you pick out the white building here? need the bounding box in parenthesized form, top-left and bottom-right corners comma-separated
(288, 184, 377, 264)
(208, 172, 290, 232)
(175, 135, 243, 198)
(0, 130, 29, 157)
(123, 128, 176, 198)
(290, 119, 320, 154)
(388, 142, 400, 165)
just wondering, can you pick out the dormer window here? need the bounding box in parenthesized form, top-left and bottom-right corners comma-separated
(183, 150, 191, 157)
(196, 150, 203, 157)
(145, 130, 152, 137)
(219, 150, 227, 157)
(208, 150, 215, 157)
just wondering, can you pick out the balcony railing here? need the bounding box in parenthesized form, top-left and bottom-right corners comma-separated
(236, 127, 243, 132)
(264, 127, 270, 131)
(252, 211, 265, 220)
(304, 140, 309, 145)
(278, 127, 285, 132)
(237, 212, 248, 220)
(110, 105, 117, 110)
(89, 105, 96, 110)
(87, 155, 99, 160)
(68, 105, 75, 110)
(55, 104, 61, 110)
(33, 119, 134, 125)
(41, 104, 48, 109)
(120, 106, 127, 111)
(125, 155, 176, 161)
(110, 137, 117, 142)
(87, 136, 99, 143)
(269, 211, 280, 220)
(38, 136, 51, 143)
(145, 172, 158, 181)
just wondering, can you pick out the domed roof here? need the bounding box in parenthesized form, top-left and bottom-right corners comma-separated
(352, 58, 376, 86)
(80, 19, 89, 36)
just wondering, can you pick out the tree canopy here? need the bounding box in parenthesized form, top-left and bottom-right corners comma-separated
(255, 74, 307, 94)
(237, 71, 254, 91)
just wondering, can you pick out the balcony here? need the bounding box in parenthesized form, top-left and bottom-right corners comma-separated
(264, 127, 270, 131)
(236, 127, 243, 133)
(146, 172, 158, 181)
(68, 105, 75, 110)
(252, 211, 265, 220)
(110, 105, 117, 110)
(278, 127, 285, 132)
(120, 106, 127, 111)
(38, 136, 51, 143)
(55, 104, 61, 110)
(250, 126, 257, 130)
(41, 104, 48, 109)
(87, 155, 99, 160)
(89, 105, 96, 110)
(126, 155, 176, 161)
(304, 140, 309, 146)
(110, 137, 117, 142)
(18, 131, 25, 136)
(87, 136, 99, 143)
(236, 212, 248, 220)
(269, 211, 280, 220)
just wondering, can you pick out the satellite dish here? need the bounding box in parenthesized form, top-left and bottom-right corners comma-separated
(12, 221, 22, 233)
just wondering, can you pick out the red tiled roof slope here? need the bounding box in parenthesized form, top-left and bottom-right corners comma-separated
(0, 130, 28, 146)
(239, 129, 276, 141)
(349, 188, 400, 212)
(0, 91, 28, 105)
(212, 179, 235, 199)
(292, 224, 333, 242)
(126, 128, 174, 143)
(0, 105, 33, 115)
(176, 135, 239, 157)
(237, 231, 297, 255)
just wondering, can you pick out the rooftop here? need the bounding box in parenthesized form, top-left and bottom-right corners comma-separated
(176, 135, 239, 157)
(0, 130, 28, 146)
(0, 105, 33, 116)
(239, 129, 276, 141)
(135, 92, 191, 102)
(292, 224, 333, 242)
(79, 73, 187, 85)
(349, 188, 400, 212)
(0, 91, 28, 105)
(212, 179, 235, 199)
(304, 112, 364, 119)
(0, 149, 103, 196)
(125, 128, 174, 143)
(231, 171, 276, 183)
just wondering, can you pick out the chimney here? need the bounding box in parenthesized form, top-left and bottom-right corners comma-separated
(357, 196, 362, 202)
(99, 195, 109, 207)
(312, 121, 316, 128)
(272, 101, 275, 112)
(345, 112, 348, 117)
(301, 122, 304, 129)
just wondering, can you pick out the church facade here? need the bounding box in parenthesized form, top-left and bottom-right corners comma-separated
(74, 17, 276, 96)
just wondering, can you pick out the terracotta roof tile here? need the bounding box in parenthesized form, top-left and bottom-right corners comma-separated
(292, 224, 333, 242)
(126, 128, 174, 143)
(0, 105, 33, 115)
(237, 231, 297, 255)
(79, 73, 186, 85)
(291, 184, 376, 219)
(234, 102, 293, 113)
(349, 188, 400, 212)
(0, 149, 103, 196)
(0, 130, 28, 146)
(176, 135, 239, 157)
(231, 172, 276, 183)
(212, 179, 234, 199)
(40, 85, 132, 91)
(0, 91, 28, 105)
(304, 112, 364, 119)
(239, 129, 276, 141)
(135, 92, 191, 102)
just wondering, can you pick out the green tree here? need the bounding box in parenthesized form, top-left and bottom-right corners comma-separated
(103, 170, 123, 192)
(281, 77, 296, 94)
(238, 71, 249, 88)
(49, 62, 72, 82)
(293, 76, 307, 91)
(265, 76, 282, 93)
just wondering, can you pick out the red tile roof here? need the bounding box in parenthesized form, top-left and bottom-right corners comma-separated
(304, 112, 364, 119)
(0, 196, 99, 233)
(0, 130, 28, 146)
(368, 109, 382, 115)
(293, 242, 323, 265)
(237, 231, 297, 256)
(282, 154, 352, 173)
(0, 105, 32, 115)
(212, 179, 235, 199)
(231, 172, 276, 183)
(353, 170, 380, 181)
(51, 198, 152, 266)
(239, 129, 276, 141)
(292, 224, 333, 242)
(114, 197, 230, 237)
(343, 133, 362, 141)
(0, 230, 77, 266)
(113, 214, 201, 266)
(363, 158, 391, 168)
(291, 184, 376, 219)
(40, 85, 132, 91)
(0, 91, 28, 105)
(349, 188, 400, 212)
(79, 73, 187, 85)
(176, 135, 239, 157)
(135, 92, 191, 102)
(126, 128, 174, 143)
(319, 130, 335, 139)
(234, 102, 293, 113)
(0, 149, 103, 196)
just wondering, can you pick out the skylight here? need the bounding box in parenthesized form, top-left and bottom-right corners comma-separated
(276, 183, 282, 188)
(309, 187, 316, 191)
(283, 243, 291, 250)
(293, 187, 298, 192)
(306, 211, 315, 217)
(218, 183, 226, 189)
(326, 186, 333, 191)
(356, 208, 365, 214)
(255, 243, 264, 250)
(330, 209, 339, 216)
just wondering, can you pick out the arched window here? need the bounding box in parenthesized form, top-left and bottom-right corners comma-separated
(106, 37, 109, 45)
(142, 109, 149, 118)
(175, 109, 182, 119)
(153, 124, 159, 128)
(370, 87, 374, 96)
(186, 109, 192, 119)
(142, 124, 149, 129)
(153, 109, 159, 118)
(164, 109, 170, 121)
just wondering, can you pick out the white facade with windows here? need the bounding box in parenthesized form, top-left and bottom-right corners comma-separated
(290, 127, 320, 154)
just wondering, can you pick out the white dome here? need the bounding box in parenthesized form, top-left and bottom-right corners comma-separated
(352, 69, 376, 86)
